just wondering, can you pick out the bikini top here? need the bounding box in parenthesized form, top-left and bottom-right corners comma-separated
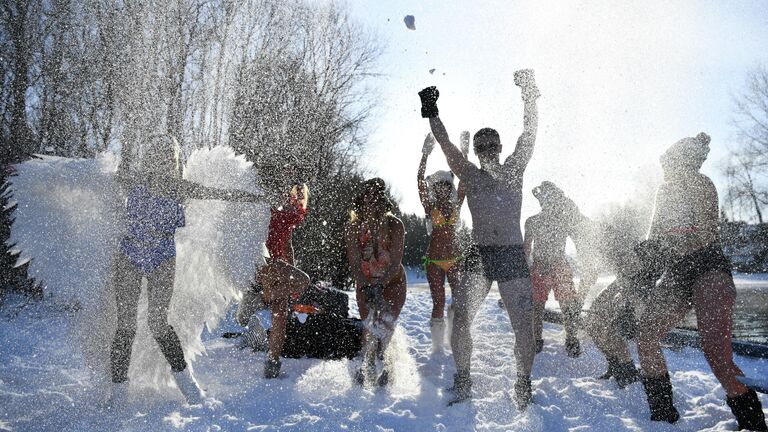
(430, 207, 458, 229)
(358, 221, 392, 278)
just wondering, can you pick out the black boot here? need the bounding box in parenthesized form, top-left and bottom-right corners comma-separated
(376, 369, 390, 387)
(565, 336, 581, 358)
(355, 355, 376, 387)
(264, 357, 281, 379)
(447, 370, 472, 406)
(613, 361, 639, 389)
(514, 375, 533, 410)
(642, 374, 680, 423)
(599, 357, 617, 380)
(726, 389, 767, 431)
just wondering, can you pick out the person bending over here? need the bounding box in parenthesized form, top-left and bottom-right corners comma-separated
(345, 178, 407, 387)
(635, 132, 766, 430)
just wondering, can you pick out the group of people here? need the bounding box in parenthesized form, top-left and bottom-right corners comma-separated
(416, 70, 766, 430)
(101, 68, 766, 431)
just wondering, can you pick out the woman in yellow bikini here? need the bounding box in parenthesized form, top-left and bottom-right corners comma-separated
(417, 132, 466, 354)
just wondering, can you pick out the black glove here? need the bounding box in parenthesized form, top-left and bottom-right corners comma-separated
(418, 86, 440, 118)
(362, 283, 385, 309)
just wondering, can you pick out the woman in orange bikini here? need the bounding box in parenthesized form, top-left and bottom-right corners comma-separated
(417, 132, 466, 354)
(346, 178, 407, 386)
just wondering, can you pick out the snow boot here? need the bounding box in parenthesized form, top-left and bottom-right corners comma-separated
(376, 369, 391, 387)
(447, 370, 472, 406)
(514, 375, 533, 410)
(726, 389, 767, 431)
(430, 318, 446, 354)
(535, 338, 544, 354)
(642, 374, 680, 423)
(613, 361, 640, 389)
(565, 336, 581, 358)
(264, 357, 281, 379)
(355, 356, 376, 387)
(106, 381, 129, 410)
(172, 368, 205, 405)
(599, 357, 638, 389)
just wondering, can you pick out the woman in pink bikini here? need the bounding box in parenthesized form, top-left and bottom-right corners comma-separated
(345, 178, 407, 386)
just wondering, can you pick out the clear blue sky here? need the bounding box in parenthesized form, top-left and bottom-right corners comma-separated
(346, 0, 768, 223)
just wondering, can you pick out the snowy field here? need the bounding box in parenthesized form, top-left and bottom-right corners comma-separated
(1, 286, 767, 432)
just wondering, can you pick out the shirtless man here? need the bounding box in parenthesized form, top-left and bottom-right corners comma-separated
(418, 68, 539, 408)
(523, 181, 588, 357)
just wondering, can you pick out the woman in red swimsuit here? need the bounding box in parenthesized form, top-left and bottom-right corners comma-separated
(345, 178, 407, 386)
(260, 183, 311, 379)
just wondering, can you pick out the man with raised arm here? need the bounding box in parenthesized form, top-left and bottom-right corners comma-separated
(418, 69, 539, 408)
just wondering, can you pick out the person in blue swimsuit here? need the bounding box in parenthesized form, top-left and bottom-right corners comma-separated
(108, 135, 261, 407)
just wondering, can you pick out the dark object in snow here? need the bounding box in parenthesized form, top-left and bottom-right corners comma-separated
(599, 358, 640, 389)
(279, 314, 363, 360)
(264, 357, 281, 379)
(429, 69, 435, 74)
(418, 86, 439, 118)
(403, 15, 415, 30)
(737, 376, 768, 394)
(535, 338, 543, 353)
(376, 369, 390, 387)
(355, 355, 376, 386)
(297, 284, 350, 318)
(642, 374, 680, 424)
(447, 370, 472, 406)
(514, 375, 533, 410)
(727, 389, 768, 431)
(282, 284, 361, 359)
(565, 335, 581, 358)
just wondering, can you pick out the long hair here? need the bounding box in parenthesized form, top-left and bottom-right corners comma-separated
(290, 183, 310, 210)
(349, 177, 394, 222)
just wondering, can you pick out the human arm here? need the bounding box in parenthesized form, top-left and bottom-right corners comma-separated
(419, 86, 477, 180)
(345, 222, 369, 288)
(523, 217, 534, 265)
(377, 216, 406, 287)
(282, 238, 295, 266)
(455, 131, 469, 209)
(647, 185, 666, 242)
(417, 134, 434, 213)
(504, 69, 540, 185)
(429, 117, 477, 180)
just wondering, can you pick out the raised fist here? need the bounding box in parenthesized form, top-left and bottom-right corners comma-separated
(422, 132, 436, 155)
(460, 131, 470, 156)
(514, 69, 540, 102)
(418, 86, 440, 118)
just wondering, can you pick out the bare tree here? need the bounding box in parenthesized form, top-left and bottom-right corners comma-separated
(723, 65, 768, 223)
(0, 0, 42, 164)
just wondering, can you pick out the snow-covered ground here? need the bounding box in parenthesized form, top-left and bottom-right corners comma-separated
(1, 286, 766, 432)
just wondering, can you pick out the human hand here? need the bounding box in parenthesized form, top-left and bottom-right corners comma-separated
(460, 131, 470, 157)
(513, 69, 540, 102)
(422, 133, 436, 155)
(362, 283, 385, 309)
